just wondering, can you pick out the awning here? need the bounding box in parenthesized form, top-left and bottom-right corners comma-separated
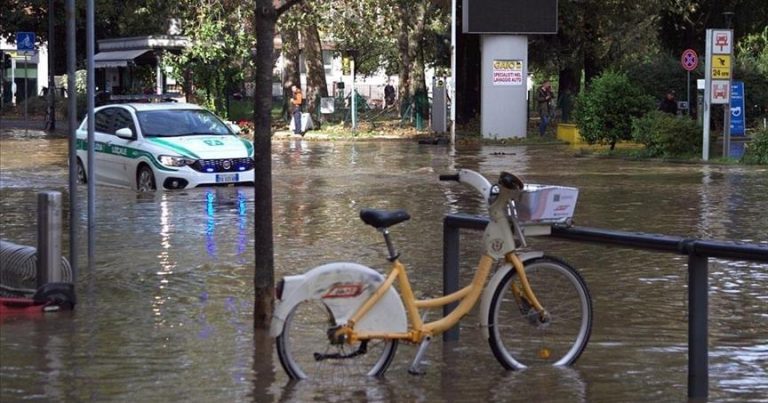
(93, 49, 151, 68)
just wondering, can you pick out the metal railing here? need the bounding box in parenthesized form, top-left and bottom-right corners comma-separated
(441, 213, 768, 399)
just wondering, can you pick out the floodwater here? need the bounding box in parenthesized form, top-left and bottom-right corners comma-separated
(1, 130, 767, 402)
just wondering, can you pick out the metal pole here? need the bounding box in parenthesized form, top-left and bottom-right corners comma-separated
(450, 0, 457, 145)
(37, 192, 63, 287)
(687, 70, 691, 117)
(87, 0, 96, 268)
(351, 58, 356, 130)
(442, 217, 460, 342)
(48, 0, 56, 131)
(723, 106, 731, 158)
(24, 54, 28, 132)
(67, 0, 78, 282)
(688, 254, 709, 399)
(703, 30, 712, 161)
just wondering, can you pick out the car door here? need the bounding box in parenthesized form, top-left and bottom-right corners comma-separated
(93, 108, 116, 185)
(108, 107, 138, 187)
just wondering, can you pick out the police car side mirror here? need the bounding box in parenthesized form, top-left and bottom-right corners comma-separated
(115, 127, 135, 139)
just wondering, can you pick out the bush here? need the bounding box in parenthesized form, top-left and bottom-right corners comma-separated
(631, 111, 702, 158)
(741, 127, 768, 165)
(573, 71, 655, 149)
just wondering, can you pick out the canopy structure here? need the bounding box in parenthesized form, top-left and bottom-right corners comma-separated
(92, 36, 190, 97)
(93, 49, 151, 68)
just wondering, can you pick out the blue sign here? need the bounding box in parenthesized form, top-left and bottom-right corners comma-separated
(730, 81, 745, 136)
(16, 32, 36, 55)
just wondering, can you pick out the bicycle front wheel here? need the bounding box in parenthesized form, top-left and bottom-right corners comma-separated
(276, 299, 398, 381)
(488, 256, 592, 369)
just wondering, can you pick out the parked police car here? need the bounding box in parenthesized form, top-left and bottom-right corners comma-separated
(75, 103, 254, 191)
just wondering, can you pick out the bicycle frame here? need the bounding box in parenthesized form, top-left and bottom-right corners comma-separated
(336, 170, 548, 344)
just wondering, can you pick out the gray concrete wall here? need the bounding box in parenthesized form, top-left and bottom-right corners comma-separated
(481, 35, 528, 138)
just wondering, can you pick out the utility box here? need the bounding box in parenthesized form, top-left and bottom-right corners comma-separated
(431, 77, 447, 133)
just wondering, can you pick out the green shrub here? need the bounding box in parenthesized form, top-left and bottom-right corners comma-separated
(741, 127, 768, 165)
(54, 93, 89, 121)
(573, 71, 655, 149)
(631, 111, 702, 158)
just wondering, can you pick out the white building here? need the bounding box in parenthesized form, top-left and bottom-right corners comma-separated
(1, 38, 50, 106)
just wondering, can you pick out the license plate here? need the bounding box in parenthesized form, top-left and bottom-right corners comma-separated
(215, 173, 239, 183)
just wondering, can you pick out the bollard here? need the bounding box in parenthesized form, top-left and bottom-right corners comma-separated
(37, 191, 63, 287)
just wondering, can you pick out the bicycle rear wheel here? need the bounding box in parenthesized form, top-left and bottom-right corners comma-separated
(488, 256, 592, 369)
(276, 299, 398, 381)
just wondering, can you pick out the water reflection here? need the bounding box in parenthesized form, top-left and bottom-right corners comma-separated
(0, 136, 766, 402)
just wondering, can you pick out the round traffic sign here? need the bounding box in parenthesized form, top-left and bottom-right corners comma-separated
(681, 49, 698, 71)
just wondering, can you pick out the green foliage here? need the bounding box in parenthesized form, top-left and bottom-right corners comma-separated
(631, 111, 702, 158)
(741, 127, 768, 165)
(736, 27, 768, 127)
(165, 2, 252, 118)
(625, 54, 694, 105)
(573, 71, 655, 149)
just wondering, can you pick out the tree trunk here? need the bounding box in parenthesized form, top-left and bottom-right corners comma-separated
(409, 3, 432, 122)
(281, 27, 301, 122)
(302, 19, 328, 117)
(253, 0, 278, 330)
(456, 2, 480, 124)
(396, 1, 411, 114)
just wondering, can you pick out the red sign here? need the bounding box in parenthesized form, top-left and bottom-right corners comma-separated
(681, 49, 698, 71)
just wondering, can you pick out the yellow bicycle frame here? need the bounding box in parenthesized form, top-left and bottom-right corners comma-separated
(337, 250, 545, 345)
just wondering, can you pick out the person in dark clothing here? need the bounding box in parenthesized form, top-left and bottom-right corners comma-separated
(659, 90, 678, 115)
(537, 80, 553, 136)
(384, 82, 395, 108)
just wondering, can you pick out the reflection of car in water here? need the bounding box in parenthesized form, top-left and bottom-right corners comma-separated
(75, 103, 255, 192)
(205, 188, 249, 260)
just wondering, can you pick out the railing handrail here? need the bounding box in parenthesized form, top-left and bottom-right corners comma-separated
(441, 213, 767, 400)
(443, 213, 768, 262)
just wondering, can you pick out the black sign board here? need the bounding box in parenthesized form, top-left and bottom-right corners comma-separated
(462, 0, 558, 34)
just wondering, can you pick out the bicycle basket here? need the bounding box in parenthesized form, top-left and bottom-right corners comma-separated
(514, 184, 579, 224)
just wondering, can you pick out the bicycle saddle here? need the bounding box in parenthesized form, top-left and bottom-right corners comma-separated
(360, 208, 411, 229)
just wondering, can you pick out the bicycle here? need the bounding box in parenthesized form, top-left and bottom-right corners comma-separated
(270, 169, 593, 380)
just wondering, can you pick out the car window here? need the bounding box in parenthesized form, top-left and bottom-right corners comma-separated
(137, 109, 232, 137)
(94, 109, 115, 134)
(113, 109, 136, 134)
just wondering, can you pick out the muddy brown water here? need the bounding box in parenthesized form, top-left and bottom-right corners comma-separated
(1, 131, 766, 402)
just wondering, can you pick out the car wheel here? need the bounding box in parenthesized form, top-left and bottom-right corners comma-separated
(137, 165, 157, 192)
(76, 159, 87, 184)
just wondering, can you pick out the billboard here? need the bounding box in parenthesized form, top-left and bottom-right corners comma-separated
(463, 0, 558, 34)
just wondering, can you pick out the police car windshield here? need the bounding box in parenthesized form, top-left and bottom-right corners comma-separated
(137, 109, 232, 137)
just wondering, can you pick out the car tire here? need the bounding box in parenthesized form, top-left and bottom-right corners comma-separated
(76, 159, 87, 184)
(137, 165, 157, 192)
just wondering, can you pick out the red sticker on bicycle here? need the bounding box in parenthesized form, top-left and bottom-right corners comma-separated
(323, 283, 364, 299)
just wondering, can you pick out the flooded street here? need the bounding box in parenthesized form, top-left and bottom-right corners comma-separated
(1, 131, 767, 402)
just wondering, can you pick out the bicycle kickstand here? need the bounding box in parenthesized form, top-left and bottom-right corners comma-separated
(408, 335, 432, 375)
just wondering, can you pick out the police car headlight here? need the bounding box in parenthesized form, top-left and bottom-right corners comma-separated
(158, 155, 196, 167)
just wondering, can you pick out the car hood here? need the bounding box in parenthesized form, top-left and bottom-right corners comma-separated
(146, 136, 253, 159)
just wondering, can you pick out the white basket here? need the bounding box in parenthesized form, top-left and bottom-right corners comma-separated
(514, 184, 579, 224)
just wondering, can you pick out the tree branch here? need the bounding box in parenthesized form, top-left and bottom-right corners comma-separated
(275, 0, 304, 17)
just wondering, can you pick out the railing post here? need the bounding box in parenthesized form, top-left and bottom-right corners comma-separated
(443, 217, 460, 342)
(688, 253, 709, 399)
(37, 191, 63, 287)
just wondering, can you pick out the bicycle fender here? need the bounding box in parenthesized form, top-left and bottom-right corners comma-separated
(478, 252, 544, 339)
(270, 262, 408, 338)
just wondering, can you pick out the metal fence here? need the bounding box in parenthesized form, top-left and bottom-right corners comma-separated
(441, 213, 768, 399)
